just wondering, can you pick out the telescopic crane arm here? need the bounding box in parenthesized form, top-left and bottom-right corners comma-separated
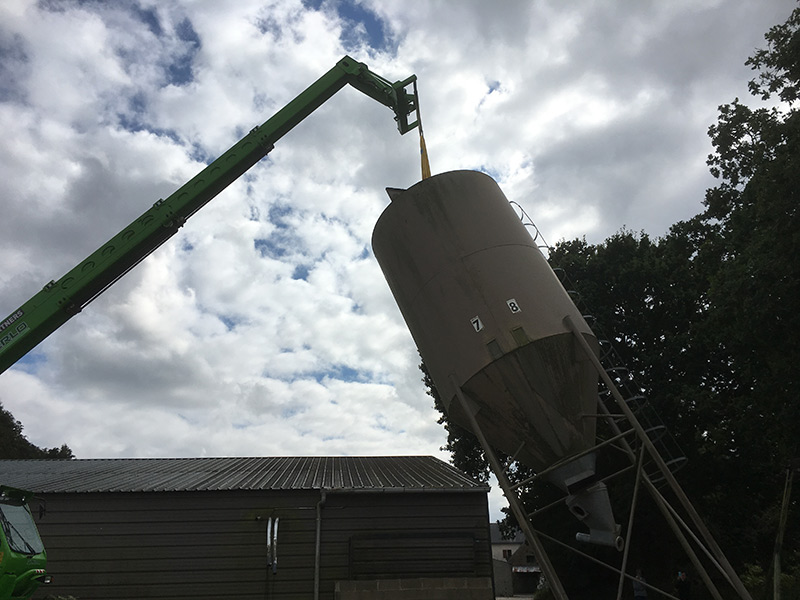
(0, 56, 420, 374)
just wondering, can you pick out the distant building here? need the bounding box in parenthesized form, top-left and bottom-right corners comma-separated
(489, 522, 541, 596)
(490, 522, 526, 561)
(0, 456, 493, 600)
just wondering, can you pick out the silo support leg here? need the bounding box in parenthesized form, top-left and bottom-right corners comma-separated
(594, 400, 728, 600)
(615, 445, 646, 600)
(450, 376, 570, 600)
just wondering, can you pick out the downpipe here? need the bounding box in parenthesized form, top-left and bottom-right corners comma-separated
(314, 490, 327, 600)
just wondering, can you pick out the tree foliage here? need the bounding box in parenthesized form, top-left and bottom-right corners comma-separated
(428, 3, 800, 591)
(0, 401, 73, 459)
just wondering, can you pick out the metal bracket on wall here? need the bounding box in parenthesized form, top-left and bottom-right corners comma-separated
(266, 516, 279, 575)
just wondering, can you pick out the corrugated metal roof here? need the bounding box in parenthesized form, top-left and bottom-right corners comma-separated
(0, 456, 487, 494)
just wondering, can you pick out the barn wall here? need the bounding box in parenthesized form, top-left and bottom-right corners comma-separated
(33, 489, 318, 599)
(319, 491, 492, 585)
(31, 488, 491, 600)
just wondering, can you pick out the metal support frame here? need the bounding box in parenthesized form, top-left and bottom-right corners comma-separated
(445, 316, 755, 600)
(773, 461, 798, 600)
(494, 203, 750, 598)
(563, 315, 754, 600)
(596, 391, 727, 600)
(615, 445, 646, 600)
(450, 376, 570, 600)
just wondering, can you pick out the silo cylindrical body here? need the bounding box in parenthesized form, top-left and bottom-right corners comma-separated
(372, 170, 600, 473)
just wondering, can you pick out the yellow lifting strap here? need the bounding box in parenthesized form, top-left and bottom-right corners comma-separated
(420, 130, 431, 179)
(413, 80, 431, 179)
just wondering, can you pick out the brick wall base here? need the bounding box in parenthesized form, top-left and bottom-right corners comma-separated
(335, 577, 494, 600)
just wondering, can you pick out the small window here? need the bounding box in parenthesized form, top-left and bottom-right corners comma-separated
(0, 502, 45, 555)
(502, 549, 512, 560)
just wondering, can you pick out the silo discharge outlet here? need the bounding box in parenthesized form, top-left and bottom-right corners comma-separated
(545, 455, 623, 551)
(566, 481, 623, 551)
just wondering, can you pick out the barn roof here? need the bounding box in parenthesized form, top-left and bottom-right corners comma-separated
(0, 456, 486, 494)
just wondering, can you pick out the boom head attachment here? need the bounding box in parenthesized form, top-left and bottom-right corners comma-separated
(336, 56, 420, 134)
(390, 75, 420, 134)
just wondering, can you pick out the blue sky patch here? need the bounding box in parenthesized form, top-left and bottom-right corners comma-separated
(188, 142, 212, 165)
(166, 17, 201, 86)
(337, 1, 391, 53)
(476, 164, 502, 182)
(254, 237, 288, 259)
(301, 0, 393, 54)
(292, 264, 311, 280)
(0, 32, 29, 104)
(13, 350, 47, 374)
(131, 3, 162, 37)
(254, 204, 304, 259)
(36, 0, 70, 13)
(116, 91, 149, 132)
(311, 364, 362, 383)
(268, 203, 294, 228)
(282, 406, 303, 419)
(218, 315, 238, 331)
(116, 103, 183, 145)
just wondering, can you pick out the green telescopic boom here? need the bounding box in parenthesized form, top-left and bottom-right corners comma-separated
(0, 56, 420, 374)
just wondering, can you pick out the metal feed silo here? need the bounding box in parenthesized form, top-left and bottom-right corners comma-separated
(372, 169, 600, 469)
(373, 171, 620, 547)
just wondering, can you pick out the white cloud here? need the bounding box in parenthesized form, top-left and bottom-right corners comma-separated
(0, 0, 795, 522)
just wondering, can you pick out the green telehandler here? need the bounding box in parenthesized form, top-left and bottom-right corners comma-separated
(0, 487, 49, 600)
(0, 56, 422, 599)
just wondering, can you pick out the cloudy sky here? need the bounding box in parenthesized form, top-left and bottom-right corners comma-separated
(0, 0, 794, 518)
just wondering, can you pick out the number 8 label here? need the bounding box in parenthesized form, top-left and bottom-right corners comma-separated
(507, 299, 521, 313)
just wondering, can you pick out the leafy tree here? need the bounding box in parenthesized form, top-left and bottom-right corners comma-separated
(0, 401, 73, 459)
(428, 3, 800, 592)
(697, 2, 800, 582)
